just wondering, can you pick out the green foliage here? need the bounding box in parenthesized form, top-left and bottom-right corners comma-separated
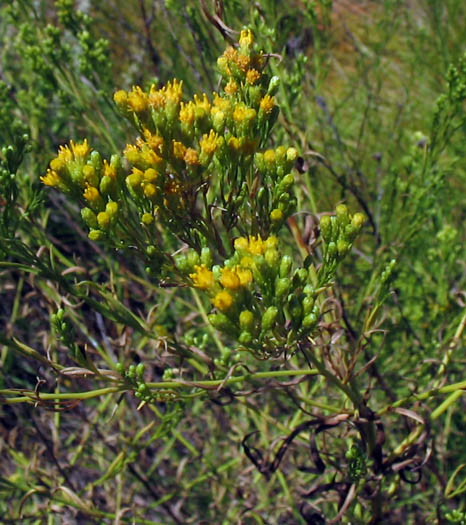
(1, 1, 465, 523)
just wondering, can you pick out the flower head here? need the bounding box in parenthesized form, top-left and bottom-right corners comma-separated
(259, 95, 275, 115)
(190, 264, 214, 289)
(212, 290, 234, 311)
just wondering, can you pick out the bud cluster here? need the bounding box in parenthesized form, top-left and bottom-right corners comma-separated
(116, 362, 178, 403)
(318, 205, 365, 283)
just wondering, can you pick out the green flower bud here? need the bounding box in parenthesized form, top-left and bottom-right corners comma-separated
(286, 147, 298, 163)
(99, 175, 113, 195)
(82, 164, 98, 187)
(278, 173, 294, 191)
(267, 75, 280, 95)
(89, 229, 103, 241)
(303, 284, 314, 296)
(208, 313, 238, 336)
(265, 248, 280, 268)
(128, 364, 136, 379)
(116, 362, 125, 374)
(136, 363, 145, 378)
(327, 241, 337, 259)
(81, 207, 98, 229)
(106, 201, 118, 216)
(142, 213, 154, 225)
(146, 245, 157, 257)
(275, 277, 291, 299)
(238, 331, 253, 345)
(254, 152, 265, 172)
(279, 255, 292, 278)
(344, 223, 358, 242)
(352, 213, 365, 231)
(302, 313, 318, 329)
(262, 306, 278, 332)
(186, 250, 200, 269)
(174, 254, 189, 273)
(257, 187, 267, 206)
(270, 208, 284, 224)
(289, 295, 303, 325)
(320, 215, 332, 242)
(293, 268, 308, 286)
(97, 211, 111, 229)
(337, 239, 351, 257)
(201, 247, 213, 267)
(302, 295, 315, 315)
(212, 264, 222, 280)
(239, 310, 255, 332)
(336, 204, 349, 225)
(90, 150, 102, 172)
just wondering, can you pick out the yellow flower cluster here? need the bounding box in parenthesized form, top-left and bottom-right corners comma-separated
(41, 139, 91, 190)
(189, 261, 253, 313)
(41, 30, 297, 253)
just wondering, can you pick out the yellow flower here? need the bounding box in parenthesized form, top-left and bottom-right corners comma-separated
(143, 183, 157, 198)
(83, 186, 100, 203)
(263, 149, 276, 164)
(163, 79, 183, 104)
(127, 86, 148, 113)
(224, 80, 238, 96)
(141, 213, 154, 225)
(220, 266, 253, 289)
(124, 144, 140, 164)
(259, 95, 275, 114)
(144, 168, 158, 183)
(56, 144, 73, 163)
(141, 147, 163, 166)
(248, 235, 266, 255)
(49, 156, 66, 173)
(270, 208, 284, 222)
(97, 211, 111, 229)
(126, 168, 143, 188)
(143, 130, 164, 154)
(193, 93, 211, 113)
(212, 94, 231, 114)
(235, 235, 277, 256)
(70, 139, 91, 158)
(190, 264, 214, 289)
(233, 104, 247, 123)
(228, 136, 242, 152)
(113, 90, 128, 109)
(212, 290, 234, 311)
(223, 46, 238, 62)
(220, 268, 241, 290)
(41, 169, 61, 187)
(239, 29, 254, 48)
(200, 130, 221, 155)
(179, 101, 196, 125)
(236, 54, 251, 72)
(149, 85, 166, 109)
(246, 69, 261, 85)
(235, 266, 253, 286)
(172, 140, 187, 160)
(184, 148, 200, 166)
(234, 237, 249, 251)
(103, 160, 117, 179)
